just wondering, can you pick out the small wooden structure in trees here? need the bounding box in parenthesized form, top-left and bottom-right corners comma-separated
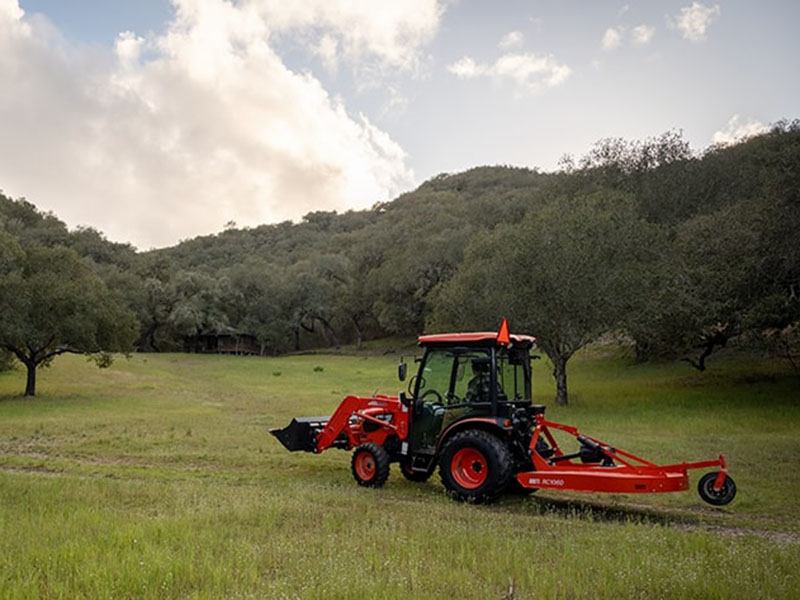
(195, 327, 262, 356)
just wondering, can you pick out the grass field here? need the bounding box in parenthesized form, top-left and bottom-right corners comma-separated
(0, 347, 799, 599)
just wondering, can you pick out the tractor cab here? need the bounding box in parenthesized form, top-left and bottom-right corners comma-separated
(398, 330, 537, 469)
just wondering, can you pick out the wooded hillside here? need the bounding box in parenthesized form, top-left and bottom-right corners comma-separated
(2, 123, 798, 401)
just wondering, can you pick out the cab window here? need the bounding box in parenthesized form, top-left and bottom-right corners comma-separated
(417, 348, 492, 405)
(416, 349, 454, 405)
(452, 351, 493, 405)
(496, 347, 531, 402)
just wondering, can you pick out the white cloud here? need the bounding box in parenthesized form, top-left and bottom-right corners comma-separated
(378, 86, 410, 119)
(675, 2, 720, 42)
(602, 23, 655, 51)
(0, 0, 23, 21)
(314, 33, 339, 72)
(251, 0, 444, 73)
(0, 0, 443, 247)
(602, 27, 621, 51)
(712, 115, 769, 146)
(630, 24, 655, 46)
(115, 30, 145, 68)
(447, 56, 481, 78)
(498, 30, 524, 50)
(448, 52, 571, 94)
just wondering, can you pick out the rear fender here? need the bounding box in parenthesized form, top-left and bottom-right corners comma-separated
(435, 417, 513, 454)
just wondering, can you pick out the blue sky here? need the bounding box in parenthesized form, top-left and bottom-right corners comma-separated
(22, 0, 171, 43)
(3, 0, 799, 247)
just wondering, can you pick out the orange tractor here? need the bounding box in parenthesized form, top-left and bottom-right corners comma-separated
(271, 321, 736, 505)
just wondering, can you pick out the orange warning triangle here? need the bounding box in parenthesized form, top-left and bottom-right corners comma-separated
(497, 317, 510, 346)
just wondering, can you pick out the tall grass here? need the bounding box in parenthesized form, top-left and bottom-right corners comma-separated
(0, 349, 798, 598)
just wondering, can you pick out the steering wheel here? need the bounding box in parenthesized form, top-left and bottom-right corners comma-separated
(419, 389, 443, 405)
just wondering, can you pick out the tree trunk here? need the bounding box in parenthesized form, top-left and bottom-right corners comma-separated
(552, 355, 568, 406)
(25, 361, 36, 397)
(351, 316, 363, 350)
(317, 317, 340, 349)
(292, 326, 300, 351)
(633, 341, 650, 364)
(139, 322, 158, 352)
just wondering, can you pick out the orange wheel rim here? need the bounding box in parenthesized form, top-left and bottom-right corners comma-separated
(355, 451, 376, 480)
(451, 448, 488, 489)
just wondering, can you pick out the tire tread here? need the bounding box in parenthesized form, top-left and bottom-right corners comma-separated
(351, 443, 390, 488)
(439, 429, 513, 503)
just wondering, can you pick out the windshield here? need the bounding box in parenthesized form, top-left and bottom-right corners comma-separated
(416, 348, 492, 405)
(496, 347, 531, 402)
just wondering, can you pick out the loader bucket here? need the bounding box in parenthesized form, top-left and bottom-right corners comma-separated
(270, 416, 329, 452)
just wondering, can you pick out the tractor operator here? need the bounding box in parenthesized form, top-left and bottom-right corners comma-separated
(465, 357, 500, 404)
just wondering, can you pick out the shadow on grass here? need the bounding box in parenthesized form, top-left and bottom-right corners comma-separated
(517, 493, 703, 527)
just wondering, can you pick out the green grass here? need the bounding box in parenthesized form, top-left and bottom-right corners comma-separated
(0, 348, 798, 599)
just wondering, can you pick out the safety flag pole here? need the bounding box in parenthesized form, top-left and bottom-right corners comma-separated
(496, 317, 510, 346)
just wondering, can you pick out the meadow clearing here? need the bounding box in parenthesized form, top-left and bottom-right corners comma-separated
(0, 347, 798, 599)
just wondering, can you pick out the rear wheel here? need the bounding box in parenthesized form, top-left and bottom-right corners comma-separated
(351, 443, 390, 488)
(698, 472, 736, 506)
(439, 430, 513, 503)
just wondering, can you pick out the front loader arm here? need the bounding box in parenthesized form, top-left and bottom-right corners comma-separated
(315, 395, 407, 452)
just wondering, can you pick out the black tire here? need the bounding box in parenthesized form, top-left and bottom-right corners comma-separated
(698, 472, 737, 506)
(400, 460, 434, 483)
(439, 430, 513, 504)
(351, 443, 390, 488)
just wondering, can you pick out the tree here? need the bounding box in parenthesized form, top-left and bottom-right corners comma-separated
(226, 261, 294, 355)
(432, 192, 661, 406)
(0, 349, 13, 372)
(628, 193, 800, 369)
(0, 231, 20, 373)
(333, 250, 379, 349)
(285, 259, 342, 350)
(0, 244, 138, 396)
(167, 271, 232, 351)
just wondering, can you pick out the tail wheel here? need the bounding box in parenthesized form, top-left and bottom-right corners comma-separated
(439, 430, 513, 504)
(698, 472, 737, 506)
(400, 461, 435, 483)
(351, 443, 390, 488)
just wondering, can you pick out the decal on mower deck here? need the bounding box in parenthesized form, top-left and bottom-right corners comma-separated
(529, 477, 565, 487)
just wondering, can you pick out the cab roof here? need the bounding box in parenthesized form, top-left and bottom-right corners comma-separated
(417, 332, 536, 347)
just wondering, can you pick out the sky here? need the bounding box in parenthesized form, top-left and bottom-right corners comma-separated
(0, 0, 798, 249)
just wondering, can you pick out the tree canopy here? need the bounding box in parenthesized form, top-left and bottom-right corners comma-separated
(431, 192, 661, 405)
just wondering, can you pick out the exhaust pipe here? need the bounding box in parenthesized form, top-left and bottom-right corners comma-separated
(270, 416, 329, 452)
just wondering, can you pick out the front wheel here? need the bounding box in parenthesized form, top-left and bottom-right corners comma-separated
(439, 430, 513, 504)
(698, 472, 736, 506)
(351, 443, 390, 488)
